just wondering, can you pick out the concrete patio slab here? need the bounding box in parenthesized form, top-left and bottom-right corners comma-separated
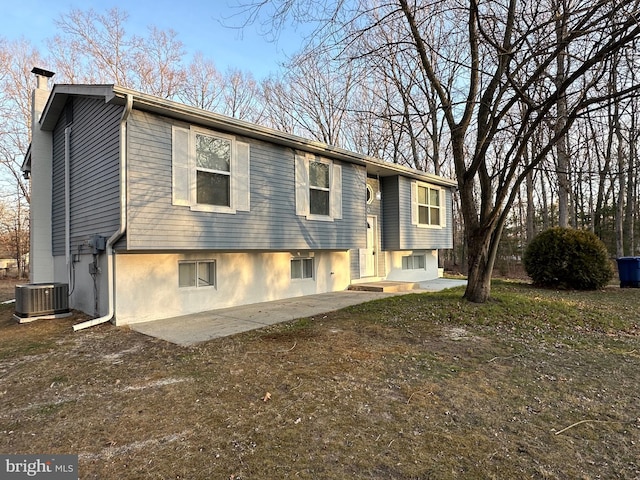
(130, 278, 467, 346)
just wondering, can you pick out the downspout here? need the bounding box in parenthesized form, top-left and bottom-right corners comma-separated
(65, 127, 71, 283)
(73, 94, 133, 331)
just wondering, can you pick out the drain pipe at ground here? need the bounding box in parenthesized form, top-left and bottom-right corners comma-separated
(73, 93, 132, 331)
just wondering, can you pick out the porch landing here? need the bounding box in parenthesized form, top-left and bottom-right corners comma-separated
(348, 281, 420, 293)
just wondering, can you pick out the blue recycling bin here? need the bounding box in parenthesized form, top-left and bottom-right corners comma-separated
(616, 257, 640, 288)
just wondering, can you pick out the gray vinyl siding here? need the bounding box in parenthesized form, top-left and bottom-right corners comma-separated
(349, 250, 359, 281)
(382, 175, 453, 250)
(52, 97, 123, 255)
(381, 176, 401, 250)
(126, 110, 367, 251)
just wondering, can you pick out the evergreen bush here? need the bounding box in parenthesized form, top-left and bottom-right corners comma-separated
(523, 227, 614, 290)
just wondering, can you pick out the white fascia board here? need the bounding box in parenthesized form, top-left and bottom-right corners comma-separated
(39, 84, 118, 131)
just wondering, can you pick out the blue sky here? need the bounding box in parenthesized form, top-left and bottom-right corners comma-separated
(3, 0, 306, 79)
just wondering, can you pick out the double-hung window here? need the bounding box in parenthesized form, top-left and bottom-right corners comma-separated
(195, 133, 231, 207)
(418, 185, 440, 226)
(172, 125, 250, 213)
(295, 155, 342, 221)
(412, 181, 446, 228)
(309, 161, 330, 216)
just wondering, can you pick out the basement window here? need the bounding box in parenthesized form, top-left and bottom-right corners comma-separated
(291, 258, 314, 280)
(402, 255, 425, 270)
(179, 260, 216, 288)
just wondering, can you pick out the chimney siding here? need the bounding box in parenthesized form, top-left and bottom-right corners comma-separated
(29, 74, 55, 282)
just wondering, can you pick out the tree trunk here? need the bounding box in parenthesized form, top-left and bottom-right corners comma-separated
(555, 1, 570, 228)
(463, 221, 502, 303)
(615, 136, 625, 258)
(526, 170, 535, 243)
(624, 104, 637, 255)
(540, 169, 550, 230)
(613, 71, 625, 258)
(557, 136, 570, 227)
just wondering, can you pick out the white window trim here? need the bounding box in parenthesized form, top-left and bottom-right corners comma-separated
(295, 154, 342, 222)
(366, 184, 374, 205)
(402, 254, 426, 270)
(290, 256, 315, 280)
(190, 127, 236, 214)
(411, 181, 446, 229)
(178, 259, 217, 289)
(172, 124, 250, 214)
(309, 158, 331, 217)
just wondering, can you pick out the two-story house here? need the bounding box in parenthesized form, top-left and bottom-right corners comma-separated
(24, 69, 455, 327)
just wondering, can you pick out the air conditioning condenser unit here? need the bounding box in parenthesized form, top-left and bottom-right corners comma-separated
(14, 283, 71, 322)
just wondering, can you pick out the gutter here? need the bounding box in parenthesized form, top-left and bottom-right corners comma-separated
(73, 93, 133, 331)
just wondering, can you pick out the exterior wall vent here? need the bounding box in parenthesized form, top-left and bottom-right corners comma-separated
(14, 283, 70, 318)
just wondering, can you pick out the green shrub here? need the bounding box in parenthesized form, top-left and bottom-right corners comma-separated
(523, 227, 614, 290)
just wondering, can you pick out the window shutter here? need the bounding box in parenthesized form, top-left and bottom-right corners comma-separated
(234, 141, 250, 212)
(440, 188, 447, 227)
(331, 164, 342, 219)
(410, 180, 418, 225)
(295, 155, 309, 216)
(172, 125, 190, 206)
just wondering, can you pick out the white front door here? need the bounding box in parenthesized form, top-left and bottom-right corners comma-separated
(360, 216, 377, 277)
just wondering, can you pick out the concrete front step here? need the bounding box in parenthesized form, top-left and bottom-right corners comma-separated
(348, 281, 421, 293)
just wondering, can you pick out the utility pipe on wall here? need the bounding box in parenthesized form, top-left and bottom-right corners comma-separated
(73, 94, 133, 331)
(64, 126, 71, 283)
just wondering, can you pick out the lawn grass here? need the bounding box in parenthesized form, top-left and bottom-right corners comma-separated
(0, 280, 639, 479)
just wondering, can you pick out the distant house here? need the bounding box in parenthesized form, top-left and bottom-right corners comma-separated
(23, 69, 455, 326)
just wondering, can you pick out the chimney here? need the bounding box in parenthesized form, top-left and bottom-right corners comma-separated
(31, 67, 55, 120)
(29, 67, 56, 283)
(32, 67, 55, 89)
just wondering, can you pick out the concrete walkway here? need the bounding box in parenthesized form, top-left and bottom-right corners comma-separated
(130, 278, 467, 346)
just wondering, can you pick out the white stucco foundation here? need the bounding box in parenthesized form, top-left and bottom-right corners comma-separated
(384, 250, 439, 282)
(113, 251, 350, 325)
(54, 254, 110, 317)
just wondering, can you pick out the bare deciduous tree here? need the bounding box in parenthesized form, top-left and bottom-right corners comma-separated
(0, 38, 43, 204)
(261, 51, 353, 145)
(51, 8, 141, 86)
(178, 53, 224, 110)
(238, 0, 640, 302)
(220, 68, 264, 122)
(51, 7, 188, 98)
(134, 26, 187, 98)
(0, 193, 30, 277)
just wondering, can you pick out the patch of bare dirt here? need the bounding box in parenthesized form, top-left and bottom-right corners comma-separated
(0, 282, 639, 479)
(0, 278, 21, 302)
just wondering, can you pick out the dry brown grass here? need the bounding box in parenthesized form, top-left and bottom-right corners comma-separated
(0, 278, 22, 302)
(0, 280, 639, 479)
